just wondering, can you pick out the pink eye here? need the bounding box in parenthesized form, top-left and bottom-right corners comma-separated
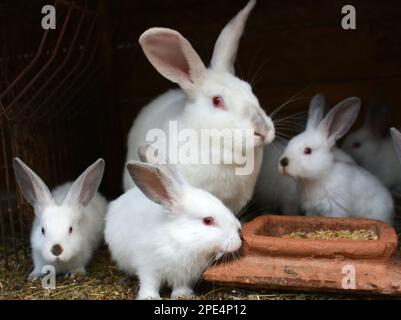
(352, 142, 361, 149)
(203, 216, 215, 226)
(212, 96, 225, 109)
(304, 147, 312, 155)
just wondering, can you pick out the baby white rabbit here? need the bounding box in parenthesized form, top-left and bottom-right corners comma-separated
(391, 128, 401, 163)
(255, 94, 354, 215)
(13, 158, 107, 280)
(343, 93, 401, 190)
(279, 97, 394, 223)
(106, 146, 242, 300)
(123, 0, 275, 215)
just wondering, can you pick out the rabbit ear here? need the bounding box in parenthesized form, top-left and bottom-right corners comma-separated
(391, 128, 401, 164)
(139, 28, 206, 96)
(365, 90, 391, 138)
(13, 158, 54, 213)
(211, 0, 256, 74)
(307, 94, 326, 129)
(137, 144, 167, 165)
(126, 161, 182, 209)
(63, 159, 105, 208)
(318, 97, 361, 146)
(137, 144, 185, 185)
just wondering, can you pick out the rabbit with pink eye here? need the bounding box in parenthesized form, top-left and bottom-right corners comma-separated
(106, 146, 242, 300)
(13, 158, 107, 280)
(123, 0, 275, 215)
(343, 93, 401, 191)
(255, 94, 354, 215)
(279, 97, 394, 223)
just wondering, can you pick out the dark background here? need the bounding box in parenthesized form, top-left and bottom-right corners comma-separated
(1, 1, 401, 255)
(107, 0, 401, 196)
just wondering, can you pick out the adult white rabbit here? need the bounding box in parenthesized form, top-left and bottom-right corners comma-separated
(106, 146, 242, 300)
(13, 158, 107, 280)
(343, 93, 401, 190)
(123, 0, 275, 215)
(279, 97, 393, 223)
(255, 94, 354, 215)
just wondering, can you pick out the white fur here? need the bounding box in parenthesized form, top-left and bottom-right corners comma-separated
(107, 148, 241, 300)
(255, 141, 300, 214)
(343, 127, 401, 190)
(279, 97, 394, 223)
(255, 94, 355, 215)
(343, 93, 401, 190)
(30, 185, 107, 278)
(13, 158, 107, 280)
(123, 0, 275, 214)
(256, 141, 354, 215)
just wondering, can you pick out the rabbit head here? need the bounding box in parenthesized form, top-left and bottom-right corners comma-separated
(139, 0, 274, 152)
(343, 91, 392, 164)
(13, 158, 105, 263)
(127, 145, 242, 255)
(279, 97, 361, 179)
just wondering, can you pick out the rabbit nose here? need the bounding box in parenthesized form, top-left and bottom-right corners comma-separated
(51, 244, 63, 257)
(280, 157, 289, 167)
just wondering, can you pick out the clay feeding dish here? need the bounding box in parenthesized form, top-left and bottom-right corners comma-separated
(204, 215, 401, 295)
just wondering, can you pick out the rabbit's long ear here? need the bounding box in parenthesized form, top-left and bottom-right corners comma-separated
(139, 28, 206, 96)
(391, 128, 401, 164)
(307, 94, 326, 129)
(137, 144, 186, 185)
(365, 90, 391, 138)
(126, 161, 182, 210)
(211, 0, 256, 74)
(13, 158, 54, 213)
(63, 159, 105, 208)
(318, 97, 361, 146)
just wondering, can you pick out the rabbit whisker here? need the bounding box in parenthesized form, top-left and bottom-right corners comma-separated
(269, 85, 313, 118)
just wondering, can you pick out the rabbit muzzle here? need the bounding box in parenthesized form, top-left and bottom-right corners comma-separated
(253, 114, 274, 146)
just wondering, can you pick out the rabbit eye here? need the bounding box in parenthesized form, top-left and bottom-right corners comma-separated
(304, 147, 312, 155)
(203, 216, 215, 226)
(41, 227, 45, 235)
(212, 96, 225, 109)
(352, 142, 361, 149)
(69, 226, 73, 234)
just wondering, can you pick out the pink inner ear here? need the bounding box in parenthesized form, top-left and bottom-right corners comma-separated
(140, 28, 206, 93)
(133, 166, 172, 205)
(145, 33, 192, 85)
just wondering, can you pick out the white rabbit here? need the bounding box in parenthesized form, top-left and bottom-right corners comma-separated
(123, 0, 275, 215)
(255, 94, 354, 215)
(254, 140, 300, 215)
(391, 128, 401, 163)
(343, 93, 401, 190)
(279, 97, 394, 223)
(106, 146, 242, 300)
(13, 158, 107, 280)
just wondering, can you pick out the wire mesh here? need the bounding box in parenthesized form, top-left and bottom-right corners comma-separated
(0, 0, 108, 268)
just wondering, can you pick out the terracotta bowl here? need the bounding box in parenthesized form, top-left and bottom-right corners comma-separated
(242, 215, 397, 261)
(204, 215, 401, 295)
